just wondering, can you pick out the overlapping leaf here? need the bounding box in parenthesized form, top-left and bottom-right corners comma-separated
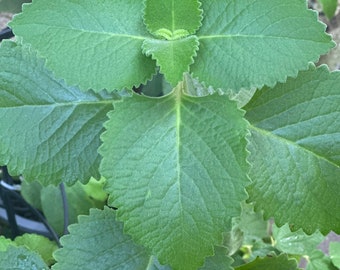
(100, 80, 249, 270)
(142, 36, 199, 86)
(144, 0, 202, 38)
(192, 0, 334, 92)
(0, 41, 118, 185)
(9, 0, 156, 92)
(52, 207, 154, 270)
(0, 246, 48, 270)
(245, 65, 340, 234)
(235, 254, 298, 270)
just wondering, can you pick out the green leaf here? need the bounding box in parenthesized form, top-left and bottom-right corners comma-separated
(9, 0, 156, 91)
(0, 236, 15, 252)
(144, 0, 202, 38)
(142, 36, 199, 86)
(0, 245, 48, 270)
(0, 41, 118, 185)
(330, 242, 340, 268)
(245, 65, 340, 234)
(192, 0, 334, 92)
(199, 247, 233, 270)
(234, 254, 298, 270)
(306, 250, 338, 270)
(0, 0, 30, 12)
(52, 207, 155, 270)
(318, 0, 338, 19)
(100, 81, 249, 270)
(273, 224, 324, 255)
(14, 234, 58, 266)
(41, 182, 101, 235)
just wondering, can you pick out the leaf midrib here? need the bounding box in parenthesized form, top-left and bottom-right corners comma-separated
(250, 125, 339, 168)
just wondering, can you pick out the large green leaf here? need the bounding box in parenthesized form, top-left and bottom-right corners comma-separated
(52, 207, 163, 270)
(142, 36, 199, 86)
(245, 65, 340, 234)
(100, 80, 249, 270)
(9, 0, 155, 92)
(192, 0, 334, 92)
(144, 0, 202, 38)
(0, 41, 118, 185)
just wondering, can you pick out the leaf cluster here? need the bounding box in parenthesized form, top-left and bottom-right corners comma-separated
(0, 0, 339, 269)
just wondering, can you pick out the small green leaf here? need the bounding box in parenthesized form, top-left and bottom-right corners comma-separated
(144, 0, 202, 38)
(100, 81, 249, 270)
(199, 247, 233, 270)
(40, 182, 101, 235)
(245, 65, 340, 234)
(52, 207, 153, 270)
(235, 254, 298, 270)
(330, 242, 340, 268)
(0, 41, 118, 185)
(142, 36, 199, 86)
(273, 224, 324, 255)
(306, 250, 338, 270)
(14, 234, 58, 266)
(0, 236, 15, 252)
(192, 0, 334, 92)
(9, 0, 156, 91)
(0, 245, 48, 270)
(318, 0, 338, 19)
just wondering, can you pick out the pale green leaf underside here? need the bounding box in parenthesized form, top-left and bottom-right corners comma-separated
(0, 246, 48, 270)
(0, 41, 117, 185)
(142, 36, 199, 86)
(192, 0, 334, 92)
(144, 0, 202, 38)
(9, 0, 156, 92)
(245, 65, 340, 234)
(100, 82, 249, 270)
(53, 207, 153, 270)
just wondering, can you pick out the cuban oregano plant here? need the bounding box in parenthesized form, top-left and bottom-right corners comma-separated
(0, 0, 339, 269)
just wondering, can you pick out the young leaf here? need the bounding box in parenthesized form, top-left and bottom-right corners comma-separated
(330, 242, 340, 268)
(143, 0, 203, 38)
(0, 245, 48, 270)
(318, 0, 338, 19)
(52, 207, 159, 270)
(0, 41, 118, 185)
(14, 234, 58, 266)
(273, 224, 324, 255)
(306, 250, 338, 270)
(142, 36, 199, 86)
(9, 0, 156, 92)
(244, 65, 340, 234)
(100, 81, 249, 270)
(234, 254, 298, 270)
(192, 0, 334, 92)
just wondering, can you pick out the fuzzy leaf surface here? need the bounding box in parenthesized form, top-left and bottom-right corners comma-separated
(0, 246, 48, 270)
(144, 0, 202, 38)
(52, 207, 155, 270)
(245, 65, 340, 234)
(192, 0, 334, 92)
(0, 41, 117, 185)
(142, 36, 199, 86)
(100, 82, 249, 270)
(9, 0, 155, 91)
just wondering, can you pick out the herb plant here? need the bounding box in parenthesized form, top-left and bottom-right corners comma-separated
(0, 0, 339, 269)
